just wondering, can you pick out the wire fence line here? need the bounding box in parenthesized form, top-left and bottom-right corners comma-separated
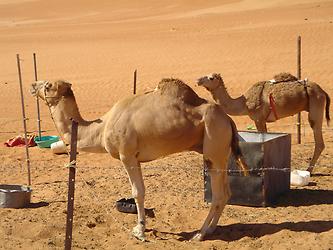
(1, 160, 325, 177)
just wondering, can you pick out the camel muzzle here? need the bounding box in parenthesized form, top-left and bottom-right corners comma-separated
(30, 81, 47, 96)
(30, 84, 38, 96)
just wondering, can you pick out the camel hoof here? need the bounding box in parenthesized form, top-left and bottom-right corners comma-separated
(132, 225, 145, 242)
(191, 233, 204, 241)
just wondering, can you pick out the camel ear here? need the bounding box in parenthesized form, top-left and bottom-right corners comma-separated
(56, 80, 73, 97)
(216, 73, 223, 83)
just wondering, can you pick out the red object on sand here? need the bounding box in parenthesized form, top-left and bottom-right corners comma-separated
(4, 135, 36, 147)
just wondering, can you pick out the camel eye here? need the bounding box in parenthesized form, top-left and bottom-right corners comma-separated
(209, 76, 214, 81)
(45, 83, 52, 91)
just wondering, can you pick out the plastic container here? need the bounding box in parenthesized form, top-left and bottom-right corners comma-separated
(290, 170, 310, 186)
(50, 140, 67, 154)
(0, 184, 32, 208)
(34, 136, 59, 148)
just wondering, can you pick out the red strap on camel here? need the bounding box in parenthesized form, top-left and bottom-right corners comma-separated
(269, 93, 278, 121)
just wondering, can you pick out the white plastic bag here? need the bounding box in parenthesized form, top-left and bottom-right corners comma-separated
(51, 140, 67, 154)
(290, 170, 310, 186)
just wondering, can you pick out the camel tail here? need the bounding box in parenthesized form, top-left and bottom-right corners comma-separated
(230, 119, 249, 176)
(325, 91, 331, 126)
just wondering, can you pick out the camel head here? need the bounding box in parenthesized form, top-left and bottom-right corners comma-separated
(197, 73, 224, 91)
(30, 80, 73, 106)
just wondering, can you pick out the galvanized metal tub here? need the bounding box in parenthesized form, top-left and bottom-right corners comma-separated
(204, 131, 291, 207)
(0, 184, 32, 208)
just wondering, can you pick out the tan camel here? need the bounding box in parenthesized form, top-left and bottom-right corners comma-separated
(197, 73, 331, 173)
(30, 78, 248, 241)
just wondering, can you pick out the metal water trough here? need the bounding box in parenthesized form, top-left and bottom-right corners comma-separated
(204, 131, 291, 207)
(0, 184, 32, 208)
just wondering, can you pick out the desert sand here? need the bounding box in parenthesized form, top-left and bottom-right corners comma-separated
(0, 0, 332, 249)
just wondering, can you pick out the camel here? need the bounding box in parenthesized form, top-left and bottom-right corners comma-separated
(197, 73, 331, 173)
(30, 78, 248, 241)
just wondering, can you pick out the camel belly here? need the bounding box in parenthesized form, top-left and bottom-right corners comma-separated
(104, 127, 203, 162)
(136, 126, 204, 162)
(78, 146, 108, 153)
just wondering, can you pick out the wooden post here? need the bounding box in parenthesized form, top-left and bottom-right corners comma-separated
(33, 53, 42, 139)
(133, 69, 137, 95)
(297, 36, 302, 144)
(16, 54, 32, 186)
(65, 120, 78, 250)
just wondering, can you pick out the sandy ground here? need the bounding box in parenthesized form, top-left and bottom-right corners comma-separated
(0, 0, 333, 249)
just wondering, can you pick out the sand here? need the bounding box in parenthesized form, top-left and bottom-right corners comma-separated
(0, 0, 332, 249)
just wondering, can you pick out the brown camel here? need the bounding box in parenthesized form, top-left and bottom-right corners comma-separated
(30, 78, 248, 241)
(197, 73, 331, 173)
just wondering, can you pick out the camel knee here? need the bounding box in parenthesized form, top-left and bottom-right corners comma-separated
(210, 173, 230, 200)
(310, 142, 325, 167)
(211, 192, 229, 209)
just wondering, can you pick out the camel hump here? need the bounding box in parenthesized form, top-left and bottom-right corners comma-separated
(157, 78, 206, 106)
(272, 72, 298, 83)
(245, 81, 266, 111)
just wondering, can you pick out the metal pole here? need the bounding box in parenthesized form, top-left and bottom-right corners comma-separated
(33, 53, 42, 139)
(297, 36, 302, 144)
(65, 120, 78, 250)
(133, 69, 137, 95)
(16, 54, 32, 186)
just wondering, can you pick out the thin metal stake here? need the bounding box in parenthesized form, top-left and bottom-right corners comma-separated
(133, 69, 137, 95)
(16, 54, 32, 186)
(65, 120, 78, 250)
(33, 53, 42, 139)
(297, 36, 302, 144)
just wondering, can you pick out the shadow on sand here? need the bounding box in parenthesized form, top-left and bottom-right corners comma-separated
(177, 220, 333, 241)
(148, 188, 333, 241)
(274, 188, 333, 207)
(25, 201, 49, 209)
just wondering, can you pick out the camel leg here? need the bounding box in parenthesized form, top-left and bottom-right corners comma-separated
(307, 104, 325, 173)
(192, 158, 230, 241)
(206, 167, 230, 235)
(120, 154, 146, 241)
(255, 120, 267, 132)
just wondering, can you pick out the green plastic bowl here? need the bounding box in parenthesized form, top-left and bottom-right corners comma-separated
(34, 136, 60, 148)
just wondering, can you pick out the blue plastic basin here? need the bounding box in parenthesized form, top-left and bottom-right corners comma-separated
(34, 136, 59, 148)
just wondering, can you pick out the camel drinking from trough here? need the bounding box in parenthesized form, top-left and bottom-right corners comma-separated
(197, 73, 330, 173)
(31, 78, 248, 241)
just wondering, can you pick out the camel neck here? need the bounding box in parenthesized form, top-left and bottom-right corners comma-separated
(211, 85, 248, 116)
(50, 96, 106, 153)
